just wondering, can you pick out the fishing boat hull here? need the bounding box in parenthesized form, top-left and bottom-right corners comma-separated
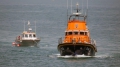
(14, 39, 40, 47)
(58, 43, 97, 56)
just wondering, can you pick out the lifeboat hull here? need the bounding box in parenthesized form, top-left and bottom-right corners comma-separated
(58, 43, 97, 56)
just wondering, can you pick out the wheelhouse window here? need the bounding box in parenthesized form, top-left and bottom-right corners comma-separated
(80, 32, 88, 35)
(25, 34, 28, 37)
(68, 32, 72, 35)
(80, 32, 84, 35)
(33, 34, 36, 37)
(74, 32, 78, 35)
(29, 34, 32, 38)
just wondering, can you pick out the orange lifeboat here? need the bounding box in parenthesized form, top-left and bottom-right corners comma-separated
(58, 3, 97, 56)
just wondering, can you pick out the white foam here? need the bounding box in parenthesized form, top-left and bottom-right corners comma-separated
(49, 54, 111, 59)
(56, 54, 92, 59)
(94, 54, 111, 58)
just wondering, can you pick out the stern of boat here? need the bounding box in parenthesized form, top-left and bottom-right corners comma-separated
(58, 37, 97, 56)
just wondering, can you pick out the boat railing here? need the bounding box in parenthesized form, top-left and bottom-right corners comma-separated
(58, 37, 96, 47)
(58, 37, 63, 44)
(90, 39, 97, 48)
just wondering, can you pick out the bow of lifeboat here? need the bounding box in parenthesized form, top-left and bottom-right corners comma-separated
(57, 4, 97, 56)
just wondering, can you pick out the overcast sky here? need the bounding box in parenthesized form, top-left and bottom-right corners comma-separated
(0, 0, 54, 5)
(0, 0, 120, 7)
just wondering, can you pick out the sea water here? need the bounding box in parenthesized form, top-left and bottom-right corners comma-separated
(0, 0, 120, 67)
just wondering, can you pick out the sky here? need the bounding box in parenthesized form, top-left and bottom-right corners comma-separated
(0, 0, 50, 5)
(0, 0, 57, 5)
(0, 0, 120, 7)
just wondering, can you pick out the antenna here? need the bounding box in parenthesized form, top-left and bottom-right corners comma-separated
(87, 0, 88, 10)
(67, 0, 68, 21)
(24, 21, 25, 31)
(71, 0, 72, 14)
(76, 3, 79, 12)
(86, 0, 88, 15)
(67, 0, 68, 9)
(35, 21, 36, 33)
(28, 21, 32, 31)
(85, 0, 88, 21)
(87, 0, 88, 16)
(82, 0, 83, 14)
(28, 21, 30, 28)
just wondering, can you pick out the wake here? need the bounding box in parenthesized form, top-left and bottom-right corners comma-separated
(49, 54, 111, 59)
(57, 54, 92, 58)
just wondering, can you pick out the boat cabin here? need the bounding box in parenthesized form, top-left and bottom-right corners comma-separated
(21, 31, 37, 39)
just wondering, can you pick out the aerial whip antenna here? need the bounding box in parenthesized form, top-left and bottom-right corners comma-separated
(67, 0, 68, 9)
(87, 0, 88, 17)
(24, 21, 25, 31)
(76, 3, 79, 13)
(82, 0, 83, 14)
(71, 0, 72, 14)
(27, 21, 32, 32)
(28, 21, 30, 28)
(67, 0, 68, 21)
(85, 0, 88, 15)
(35, 21, 36, 33)
(86, 0, 88, 15)
(85, 0, 88, 21)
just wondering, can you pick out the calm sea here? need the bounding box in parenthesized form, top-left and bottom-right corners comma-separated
(0, 0, 120, 67)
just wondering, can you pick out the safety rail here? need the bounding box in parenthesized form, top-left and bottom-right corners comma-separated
(58, 37, 96, 48)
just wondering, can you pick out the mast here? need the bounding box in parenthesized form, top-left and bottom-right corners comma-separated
(82, 0, 83, 14)
(67, 0, 68, 22)
(28, 21, 32, 32)
(35, 21, 36, 33)
(87, 0, 88, 10)
(28, 21, 30, 29)
(24, 21, 25, 31)
(85, 0, 88, 21)
(71, 0, 72, 14)
(76, 3, 79, 13)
